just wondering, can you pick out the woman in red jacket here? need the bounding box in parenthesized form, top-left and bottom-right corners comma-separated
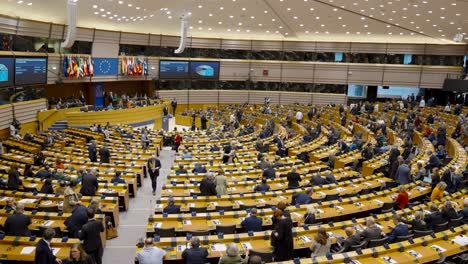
(174, 132, 181, 153)
(393, 185, 409, 209)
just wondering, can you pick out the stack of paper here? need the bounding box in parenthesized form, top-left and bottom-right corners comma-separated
(52, 248, 60, 256)
(452, 235, 468, 246)
(43, 220, 55, 227)
(407, 250, 422, 258)
(20, 247, 36, 255)
(431, 245, 446, 252)
(299, 236, 311, 242)
(211, 243, 227, 251)
(212, 220, 221, 225)
(241, 242, 252, 250)
(183, 220, 192, 225)
(153, 222, 162, 228)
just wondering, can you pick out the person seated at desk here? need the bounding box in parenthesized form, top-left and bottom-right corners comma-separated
(163, 198, 181, 214)
(310, 174, 326, 186)
(386, 214, 409, 243)
(335, 227, 361, 253)
(181, 150, 192, 160)
(34, 152, 46, 167)
(55, 158, 65, 170)
(286, 166, 301, 189)
(253, 178, 270, 193)
(111, 171, 126, 184)
(63, 243, 95, 264)
(393, 185, 409, 210)
(36, 166, 52, 179)
(35, 228, 60, 264)
(40, 178, 54, 194)
(262, 163, 276, 180)
(430, 168, 441, 190)
(459, 198, 468, 224)
(441, 200, 458, 221)
(291, 188, 313, 205)
(430, 181, 447, 201)
(356, 217, 382, 242)
(425, 204, 445, 230)
(301, 205, 317, 225)
(4, 198, 16, 212)
(7, 163, 21, 190)
(325, 173, 337, 184)
(4, 203, 31, 236)
(309, 227, 331, 258)
(436, 145, 447, 160)
(182, 237, 209, 264)
(192, 163, 207, 174)
(428, 150, 443, 170)
(23, 164, 34, 178)
(219, 243, 246, 264)
(241, 208, 262, 232)
(135, 237, 166, 264)
(401, 211, 428, 231)
(175, 164, 188, 175)
(53, 169, 70, 182)
(199, 173, 217, 196)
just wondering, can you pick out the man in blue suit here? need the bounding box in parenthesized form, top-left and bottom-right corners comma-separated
(387, 214, 409, 243)
(241, 208, 262, 232)
(163, 198, 181, 214)
(291, 189, 313, 205)
(34, 228, 60, 264)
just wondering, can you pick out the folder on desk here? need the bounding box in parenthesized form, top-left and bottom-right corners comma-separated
(211, 243, 227, 251)
(452, 235, 468, 246)
(381, 256, 396, 264)
(52, 248, 60, 256)
(241, 242, 252, 250)
(407, 250, 422, 258)
(43, 220, 54, 227)
(430, 245, 446, 252)
(153, 222, 162, 228)
(183, 220, 192, 225)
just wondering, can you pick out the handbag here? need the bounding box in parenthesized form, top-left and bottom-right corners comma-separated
(106, 222, 118, 240)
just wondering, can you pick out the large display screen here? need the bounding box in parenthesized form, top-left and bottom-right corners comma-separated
(0, 57, 14, 87)
(159, 60, 190, 79)
(15, 57, 47, 85)
(190, 61, 220, 79)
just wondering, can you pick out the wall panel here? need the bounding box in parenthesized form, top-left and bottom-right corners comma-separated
(120, 32, 149, 45)
(16, 20, 50, 38)
(347, 64, 384, 86)
(314, 63, 348, 84)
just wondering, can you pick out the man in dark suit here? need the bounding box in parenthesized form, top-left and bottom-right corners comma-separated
(98, 143, 111, 163)
(357, 218, 382, 242)
(428, 150, 443, 170)
(291, 189, 313, 205)
(199, 174, 217, 196)
(4, 203, 31, 236)
(441, 166, 457, 193)
(175, 164, 188, 175)
(88, 141, 97, 162)
(395, 159, 412, 185)
(262, 164, 276, 180)
(80, 169, 99, 196)
(337, 227, 361, 252)
(182, 237, 209, 264)
(386, 215, 409, 243)
(35, 228, 61, 264)
(241, 208, 263, 232)
(64, 205, 88, 238)
(163, 198, 181, 214)
(311, 174, 326, 186)
(171, 99, 177, 116)
(147, 154, 161, 196)
(275, 135, 287, 157)
(80, 208, 105, 264)
(254, 178, 270, 192)
(425, 204, 446, 230)
(388, 145, 400, 166)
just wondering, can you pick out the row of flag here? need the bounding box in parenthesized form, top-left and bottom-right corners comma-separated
(63, 56, 148, 77)
(120, 57, 148, 76)
(63, 55, 94, 78)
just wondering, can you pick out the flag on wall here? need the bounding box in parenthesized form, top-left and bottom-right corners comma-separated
(120, 56, 148, 76)
(63, 55, 94, 78)
(93, 58, 119, 75)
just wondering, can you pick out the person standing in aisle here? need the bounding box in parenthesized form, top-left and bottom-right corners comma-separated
(147, 154, 161, 196)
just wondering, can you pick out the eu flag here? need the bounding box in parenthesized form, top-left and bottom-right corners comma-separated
(93, 58, 118, 75)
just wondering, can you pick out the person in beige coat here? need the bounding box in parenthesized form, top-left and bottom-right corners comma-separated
(215, 170, 229, 196)
(63, 183, 81, 213)
(310, 227, 331, 258)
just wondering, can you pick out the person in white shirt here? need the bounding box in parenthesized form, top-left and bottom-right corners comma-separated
(419, 99, 425, 108)
(444, 104, 451, 113)
(135, 238, 166, 264)
(295, 111, 303, 123)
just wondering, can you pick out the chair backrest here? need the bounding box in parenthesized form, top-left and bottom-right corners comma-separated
(23, 186, 37, 192)
(239, 204, 254, 210)
(215, 224, 236, 234)
(325, 193, 339, 201)
(190, 207, 207, 213)
(189, 230, 210, 236)
(449, 216, 463, 228)
(360, 188, 371, 195)
(434, 222, 449, 233)
(395, 234, 413, 243)
(154, 227, 175, 237)
(381, 202, 395, 213)
(385, 182, 398, 190)
(216, 205, 233, 211)
(38, 205, 59, 212)
(248, 249, 273, 263)
(38, 226, 61, 238)
(413, 229, 433, 238)
(367, 237, 388, 248)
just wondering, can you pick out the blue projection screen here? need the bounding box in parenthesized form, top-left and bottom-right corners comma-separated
(0, 57, 14, 87)
(15, 57, 47, 85)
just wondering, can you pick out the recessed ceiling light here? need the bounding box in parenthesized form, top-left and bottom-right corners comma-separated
(220, 7, 224, 10)
(136, 7, 140, 10)
(128, 3, 132, 7)
(118, 1, 123, 4)
(218, 21, 223, 24)
(198, 5, 202, 8)
(250, 16, 255, 19)
(92, 5, 98, 8)
(198, 20, 203, 23)
(242, 7, 246, 11)
(209, 14, 213, 17)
